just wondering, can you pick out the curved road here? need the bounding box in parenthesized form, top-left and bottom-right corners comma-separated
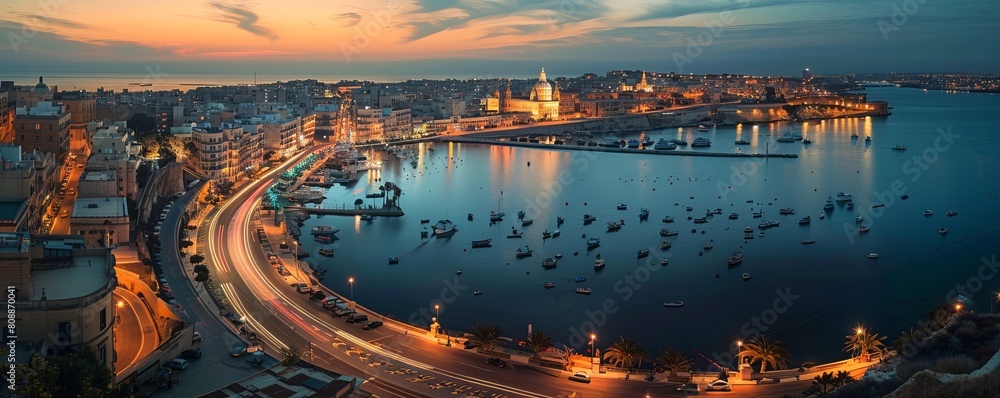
(203, 148, 825, 397)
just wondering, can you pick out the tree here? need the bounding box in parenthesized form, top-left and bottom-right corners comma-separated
(179, 240, 194, 248)
(741, 335, 791, 373)
(560, 344, 577, 371)
(15, 347, 126, 398)
(812, 371, 836, 396)
(524, 330, 553, 359)
(844, 330, 887, 363)
(833, 370, 854, 387)
(127, 112, 156, 134)
(654, 348, 693, 376)
(467, 323, 504, 353)
(354, 199, 364, 209)
(189, 254, 205, 264)
(602, 336, 648, 370)
(140, 134, 162, 158)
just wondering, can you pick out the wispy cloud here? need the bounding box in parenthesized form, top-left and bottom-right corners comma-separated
(0, 12, 91, 30)
(207, 1, 277, 40)
(332, 12, 361, 28)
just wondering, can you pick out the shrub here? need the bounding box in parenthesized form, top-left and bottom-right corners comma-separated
(932, 355, 978, 375)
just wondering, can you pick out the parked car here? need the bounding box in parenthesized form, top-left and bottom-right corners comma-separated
(334, 308, 356, 317)
(568, 371, 591, 383)
(706, 379, 732, 391)
(179, 349, 202, 359)
(231, 344, 247, 357)
(310, 291, 327, 301)
(363, 320, 383, 330)
(164, 358, 188, 370)
(756, 377, 780, 384)
(485, 357, 507, 368)
(346, 313, 369, 323)
(677, 383, 700, 393)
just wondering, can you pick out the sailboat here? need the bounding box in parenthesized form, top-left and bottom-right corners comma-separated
(490, 196, 505, 222)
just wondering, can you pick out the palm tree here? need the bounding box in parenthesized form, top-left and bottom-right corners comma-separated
(741, 335, 791, 373)
(524, 331, 553, 359)
(833, 370, 854, 387)
(654, 348, 693, 377)
(467, 323, 503, 353)
(892, 327, 921, 353)
(812, 371, 836, 396)
(560, 344, 576, 371)
(844, 330, 887, 362)
(602, 336, 648, 370)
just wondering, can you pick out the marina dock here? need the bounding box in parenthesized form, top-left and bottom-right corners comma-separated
(438, 137, 798, 158)
(284, 205, 404, 217)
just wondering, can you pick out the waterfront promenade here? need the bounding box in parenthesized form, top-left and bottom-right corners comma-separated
(440, 136, 799, 158)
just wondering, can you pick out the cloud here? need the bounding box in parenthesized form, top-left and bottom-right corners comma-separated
(0, 12, 91, 30)
(332, 12, 362, 28)
(207, 1, 278, 40)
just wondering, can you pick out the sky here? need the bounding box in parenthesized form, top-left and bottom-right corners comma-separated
(1, 0, 997, 79)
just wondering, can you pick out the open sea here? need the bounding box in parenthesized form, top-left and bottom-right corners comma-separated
(295, 87, 1000, 369)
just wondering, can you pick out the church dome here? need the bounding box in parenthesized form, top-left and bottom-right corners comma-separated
(33, 76, 49, 93)
(531, 68, 552, 101)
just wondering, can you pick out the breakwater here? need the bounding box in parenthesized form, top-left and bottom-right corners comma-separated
(439, 137, 798, 158)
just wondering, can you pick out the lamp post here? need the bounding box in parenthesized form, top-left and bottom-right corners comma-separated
(435, 304, 440, 323)
(993, 293, 1000, 314)
(737, 340, 743, 364)
(348, 277, 354, 309)
(590, 334, 596, 363)
(855, 327, 865, 362)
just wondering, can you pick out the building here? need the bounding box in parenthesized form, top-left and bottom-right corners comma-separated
(11, 77, 55, 108)
(0, 145, 57, 232)
(86, 124, 140, 200)
(69, 197, 129, 244)
(354, 107, 412, 142)
(57, 92, 97, 155)
(260, 117, 302, 158)
(76, 170, 119, 198)
(0, 91, 13, 143)
(3, 233, 117, 372)
(14, 101, 71, 163)
(499, 69, 560, 121)
(201, 360, 368, 398)
(191, 124, 262, 185)
(311, 104, 340, 142)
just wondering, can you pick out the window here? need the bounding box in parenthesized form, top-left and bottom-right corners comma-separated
(99, 308, 107, 330)
(35, 124, 40, 131)
(98, 343, 107, 364)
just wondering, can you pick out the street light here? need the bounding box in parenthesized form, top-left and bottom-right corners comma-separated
(348, 277, 355, 309)
(993, 293, 1000, 314)
(955, 303, 962, 312)
(435, 304, 440, 321)
(590, 334, 596, 362)
(737, 340, 743, 364)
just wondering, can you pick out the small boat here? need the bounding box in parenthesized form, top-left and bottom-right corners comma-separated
(744, 233, 754, 240)
(946, 211, 958, 217)
(660, 241, 672, 250)
(617, 203, 628, 210)
(685, 206, 694, 212)
(660, 229, 679, 237)
(872, 203, 885, 208)
(672, 139, 688, 146)
(544, 283, 556, 289)
(315, 235, 333, 243)
(728, 213, 739, 220)
(471, 239, 492, 248)
(433, 220, 458, 238)
(587, 237, 601, 248)
(516, 246, 533, 257)
(800, 240, 816, 245)
(865, 136, 871, 143)
(660, 259, 669, 266)
(868, 253, 879, 259)
(542, 258, 558, 268)
(594, 258, 606, 270)
(489, 212, 505, 222)
(420, 219, 430, 223)
(742, 273, 751, 281)
(703, 243, 713, 250)
(697, 124, 709, 131)
(583, 214, 597, 223)
(802, 138, 812, 144)
(727, 252, 743, 266)
(759, 231, 764, 237)
(663, 301, 684, 307)
(574, 277, 587, 283)
(734, 139, 751, 145)
(554, 253, 563, 259)
(855, 216, 864, 224)
(557, 216, 565, 225)
(388, 257, 399, 264)
(360, 214, 375, 221)
(311, 225, 341, 236)
(639, 208, 649, 220)
(819, 211, 826, 219)
(923, 210, 934, 216)
(607, 222, 623, 231)
(575, 287, 593, 295)
(901, 195, 909, 200)
(517, 211, 525, 219)
(365, 192, 385, 198)
(858, 225, 870, 233)
(552, 229, 560, 237)
(522, 219, 534, 226)
(456, 270, 463, 275)
(542, 230, 552, 239)
(799, 216, 811, 225)
(836, 192, 853, 203)
(851, 133, 859, 139)
(507, 230, 523, 238)
(637, 248, 649, 258)
(468, 213, 474, 221)
(693, 217, 707, 224)
(892, 145, 907, 151)
(752, 211, 763, 218)
(779, 208, 795, 215)
(744, 227, 754, 233)
(662, 216, 675, 223)
(846, 202, 855, 210)
(939, 228, 948, 235)
(318, 248, 335, 257)
(473, 290, 482, 296)
(776, 132, 796, 143)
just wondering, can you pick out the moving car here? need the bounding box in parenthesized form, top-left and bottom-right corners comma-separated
(568, 371, 591, 383)
(706, 379, 732, 391)
(485, 357, 507, 368)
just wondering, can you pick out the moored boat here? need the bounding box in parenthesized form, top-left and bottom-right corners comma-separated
(735, 139, 751, 145)
(639, 208, 649, 220)
(946, 211, 958, 217)
(892, 145, 907, 151)
(662, 216, 675, 223)
(318, 248, 334, 257)
(542, 258, 558, 268)
(575, 287, 593, 295)
(516, 245, 533, 257)
(606, 221, 623, 231)
(800, 239, 816, 245)
(433, 220, 458, 238)
(637, 248, 649, 258)
(727, 252, 743, 266)
(617, 203, 628, 210)
(544, 283, 556, 289)
(939, 228, 948, 235)
(660, 229, 679, 237)
(779, 208, 795, 215)
(691, 137, 711, 147)
(660, 240, 672, 250)
(868, 253, 879, 259)
(923, 210, 934, 216)
(587, 237, 601, 248)
(311, 225, 340, 236)
(583, 214, 597, 223)
(663, 301, 684, 307)
(471, 239, 492, 248)
(574, 277, 587, 283)
(653, 138, 678, 150)
(799, 216, 811, 225)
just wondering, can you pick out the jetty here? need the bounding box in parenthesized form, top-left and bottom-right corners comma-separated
(439, 137, 798, 158)
(286, 181, 404, 217)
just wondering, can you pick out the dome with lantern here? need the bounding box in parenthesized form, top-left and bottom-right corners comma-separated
(529, 68, 553, 101)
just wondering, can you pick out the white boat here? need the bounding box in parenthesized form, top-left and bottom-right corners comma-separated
(868, 253, 879, 259)
(663, 301, 684, 307)
(727, 252, 743, 266)
(575, 287, 592, 295)
(639, 208, 649, 219)
(923, 210, 934, 216)
(617, 203, 628, 210)
(542, 258, 557, 268)
(660, 241, 672, 250)
(662, 216, 675, 223)
(939, 228, 948, 235)
(433, 220, 458, 238)
(660, 229, 679, 236)
(946, 211, 958, 217)
(544, 283, 556, 289)
(586, 237, 600, 248)
(824, 196, 835, 210)
(311, 225, 340, 236)
(285, 186, 326, 201)
(691, 137, 711, 147)
(552, 229, 560, 237)
(607, 221, 623, 231)
(554, 252, 563, 259)
(653, 138, 677, 150)
(637, 248, 650, 258)
(697, 124, 709, 131)
(594, 258, 606, 270)
(835, 192, 853, 203)
(742, 273, 751, 281)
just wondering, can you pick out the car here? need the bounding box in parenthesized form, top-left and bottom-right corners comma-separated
(677, 383, 700, 393)
(60, 211, 68, 218)
(231, 344, 247, 357)
(346, 313, 369, 323)
(310, 291, 327, 301)
(363, 320, 383, 330)
(164, 358, 188, 370)
(706, 379, 732, 391)
(320, 296, 343, 305)
(334, 308, 356, 317)
(290, 282, 309, 292)
(485, 357, 507, 368)
(191, 332, 202, 345)
(568, 371, 591, 383)
(179, 349, 202, 359)
(756, 377, 780, 385)
(224, 312, 245, 326)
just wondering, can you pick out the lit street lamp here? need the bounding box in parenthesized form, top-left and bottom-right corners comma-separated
(737, 340, 743, 364)
(993, 293, 1000, 314)
(348, 277, 355, 309)
(590, 334, 596, 362)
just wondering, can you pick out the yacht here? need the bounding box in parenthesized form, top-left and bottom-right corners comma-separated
(583, 214, 597, 223)
(752, 211, 763, 218)
(939, 228, 948, 235)
(286, 186, 326, 201)
(587, 237, 601, 248)
(779, 208, 795, 215)
(799, 216, 811, 225)
(515, 246, 533, 257)
(660, 240, 672, 250)
(575, 287, 593, 295)
(552, 229, 560, 237)
(554, 253, 563, 259)
(606, 221, 623, 231)
(662, 215, 675, 223)
(433, 220, 458, 238)
(735, 139, 751, 145)
(471, 239, 492, 248)
(868, 253, 880, 259)
(663, 301, 684, 308)
(693, 217, 708, 224)
(946, 211, 958, 217)
(776, 132, 796, 143)
(802, 138, 812, 144)
(835, 192, 853, 202)
(626, 139, 640, 148)
(637, 248, 650, 258)
(660, 229, 679, 237)
(542, 258, 558, 268)
(727, 252, 743, 266)
(660, 259, 670, 266)
(360, 214, 375, 221)
(640, 137, 654, 147)
(672, 139, 688, 146)
(820, 211, 826, 219)
(544, 283, 556, 289)
(473, 290, 483, 296)
(892, 145, 907, 151)
(311, 225, 340, 236)
(824, 196, 835, 210)
(617, 203, 628, 210)
(594, 258, 606, 270)
(923, 210, 934, 216)
(800, 239, 816, 245)
(365, 191, 385, 198)
(318, 248, 334, 257)
(691, 137, 712, 147)
(653, 138, 678, 150)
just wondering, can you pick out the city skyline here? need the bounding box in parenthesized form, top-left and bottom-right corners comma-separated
(1, 0, 998, 78)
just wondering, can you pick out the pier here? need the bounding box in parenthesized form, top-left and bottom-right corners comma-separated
(439, 137, 799, 158)
(284, 205, 404, 217)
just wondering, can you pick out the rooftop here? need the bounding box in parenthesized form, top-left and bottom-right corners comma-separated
(200, 360, 363, 398)
(72, 197, 128, 218)
(0, 201, 26, 223)
(30, 254, 110, 301)
(0, 232, 29, 253)
(81, 170, 115, 182)
(14, 101, 65, 117)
